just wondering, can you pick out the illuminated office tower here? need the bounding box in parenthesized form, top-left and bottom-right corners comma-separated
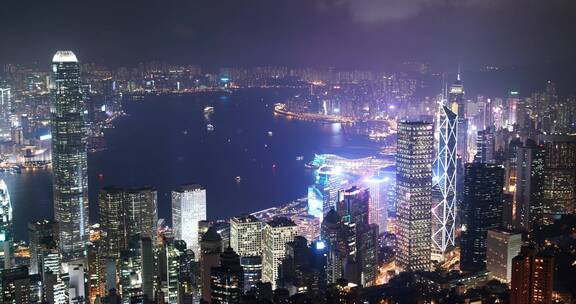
(87, 241, 106, 304)
(239, 256, 262, 292)
(51, 51, 89, 261)
(475, 128, 495, 164)
(486, 229, 522, 283)
(460, 163, 504, 272)
(395, 122, 434, 272)
(172, 184, 207, 257)
(68, 261, 87, 303)
(337, 186, 369, 227)
(0, 87, 11, 140)
(308, 165, 344, 220)
(513, 140, 545, 231)
(449, 74, 468, 162)
(510, 246, 554, 304)
(28, 219, 59, 275)
(507, 91, 520, 127)
(262, 217, 297, 290)
(200, 227, 222, 302)
(124, 187, 158, 241)
(119, 235, 143, 304)
(336, 186, 378, 286)
(230, 215, 263, 291)
(99, 187, 126, 258)
(0, 180, 13, 270)
(210, 247, 244, 304)
(321, 209, 352, 283)
(432, 105, 457, 254)
(230, 215, 263, 257)
(541, 135, 576, 223)
(1, 267, 31, 304)
(140, 237, 154, 301)
(291, 214, 320, 244)
(366, 170, 394, 234)
(162, 238, 182, 304)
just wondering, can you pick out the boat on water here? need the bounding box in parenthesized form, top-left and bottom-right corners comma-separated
(207, 124, 214, 132)
(235, 176, 241, 182)
(204, 106, 214, 114)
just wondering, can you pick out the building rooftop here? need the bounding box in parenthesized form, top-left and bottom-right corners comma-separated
(52, 51, 78, 63)
(266, 216, 296, 228)
(231, 214, 260, 224)
(174, 184, 204, 192)
(202, 226, 222, 242)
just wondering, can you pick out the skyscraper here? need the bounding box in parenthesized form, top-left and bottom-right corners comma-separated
(172, 184, 207, 257)
(337, 186, 369, 228)
(51, 51, 89, 262)
(210, 247, 244, 304)
(486, 228, 522, 283)
(432, 105, 457, 254)
(337, 186, 378, 286)
(321, 209, 354, 284)
(28, 219, 59, 275)
(230, 215, 263, 292)
(475, 127, 495, 164)
(395, 121, 434, 272)
(511, 246, 554, 304)
(200, 226, 223, 302)
(449, 75, 467, 162)
(262, 217, 298, 290)
(99, 186, 158, 263)
(99, 187, 126, 259)
(460, 163, 504, 272)
(513, 140, 545, 231)
(124, 187, 158, 241)
(541, 135, 576, 224)
(162, 237, 182, 304)
(230, 215, 263, 258)
(0, 87, 11, 141)
(0, 180, 13, 270)
(308, 165, 345, 219)
(365, 170, 394, 234)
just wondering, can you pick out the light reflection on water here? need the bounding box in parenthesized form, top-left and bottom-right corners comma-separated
(5, 89, 378, 241)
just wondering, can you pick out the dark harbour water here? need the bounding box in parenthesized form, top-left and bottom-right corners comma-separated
(4, 88, 379, 241)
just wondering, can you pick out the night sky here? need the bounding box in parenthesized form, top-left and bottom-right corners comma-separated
(1, 0, 575, 69)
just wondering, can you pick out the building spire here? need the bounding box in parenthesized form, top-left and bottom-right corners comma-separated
(457, 64, 461, 82)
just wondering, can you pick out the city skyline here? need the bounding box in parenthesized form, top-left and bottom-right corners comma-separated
(0, 20, 575, 301)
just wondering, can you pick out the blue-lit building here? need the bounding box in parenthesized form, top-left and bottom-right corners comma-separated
(365, 166, 395, 234)
(432, 105, 458, 254)
(307, 165, 344, 220)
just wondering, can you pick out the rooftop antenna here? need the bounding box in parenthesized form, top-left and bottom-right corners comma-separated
(441, 73, 447, 104)
(457, 64, 461, 82)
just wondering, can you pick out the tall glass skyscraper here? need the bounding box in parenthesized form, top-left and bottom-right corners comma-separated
(307, 165, 344, 220)
(395, 121, 434, 272)
(432, 105, 457, 254)
(0, 180, 13, 270)
(460, 163, 504, 272)
(171, 184, 206, 258)
(0, 88, 11, 141)
(50, 51, 89, 262)
(449, 75, 467, 162)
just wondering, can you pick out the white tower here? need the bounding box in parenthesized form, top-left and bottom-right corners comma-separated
(432, 104, 458, 254)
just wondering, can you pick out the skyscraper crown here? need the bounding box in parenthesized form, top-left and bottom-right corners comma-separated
(53, 51, 78, 63)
